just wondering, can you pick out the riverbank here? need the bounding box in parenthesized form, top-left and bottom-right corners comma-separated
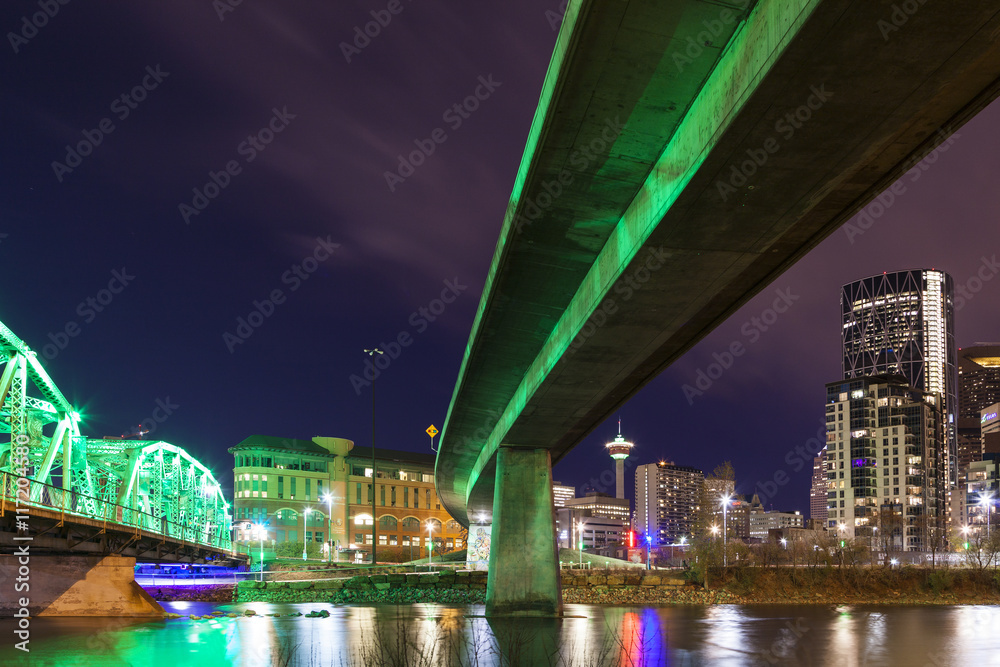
(146, 566, 1000, 606)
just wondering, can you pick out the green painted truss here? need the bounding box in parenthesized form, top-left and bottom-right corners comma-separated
(0, 318, 231, 551)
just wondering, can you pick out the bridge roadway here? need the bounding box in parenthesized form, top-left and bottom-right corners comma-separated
(434, 0, 1000, 615)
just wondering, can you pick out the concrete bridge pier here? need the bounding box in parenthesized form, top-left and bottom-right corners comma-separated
(0, 554, 164, 617)
(485, 446, 562, 616)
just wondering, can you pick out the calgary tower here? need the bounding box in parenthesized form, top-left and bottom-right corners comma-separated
(605, 419, 634, 499)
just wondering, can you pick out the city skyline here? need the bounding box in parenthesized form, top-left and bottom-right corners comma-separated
(2, 2, 1000, 518)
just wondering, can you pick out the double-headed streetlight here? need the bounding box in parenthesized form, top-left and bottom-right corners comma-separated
(322, 492, 334, 563)
(302, 507, 312, 561)
(720, 494, 732, 566)
(365, 348, 383, 565)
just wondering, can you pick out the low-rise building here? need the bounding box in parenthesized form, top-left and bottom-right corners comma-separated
(229, 435, 463, 559)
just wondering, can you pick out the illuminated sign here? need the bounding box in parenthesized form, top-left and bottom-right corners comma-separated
(982, 412, 998, 424)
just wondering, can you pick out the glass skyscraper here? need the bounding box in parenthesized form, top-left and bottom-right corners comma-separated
(841, 270, 957, 485)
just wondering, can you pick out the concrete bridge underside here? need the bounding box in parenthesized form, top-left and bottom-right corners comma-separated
(435, 0, 1000, 615)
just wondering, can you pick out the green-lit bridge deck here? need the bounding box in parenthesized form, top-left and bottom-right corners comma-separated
(435, 0, 1000, 553)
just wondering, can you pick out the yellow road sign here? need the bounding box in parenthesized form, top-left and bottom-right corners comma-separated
(426, 425, 439, 437)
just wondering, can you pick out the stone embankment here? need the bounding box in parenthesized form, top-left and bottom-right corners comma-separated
(231, 569, 716, 604)
(235, 570, 489, 604)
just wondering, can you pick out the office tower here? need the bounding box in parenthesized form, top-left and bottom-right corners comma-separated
(825, 375, 946, 551)
(552, 481, 575, 508)
(810, 453, 829, 524)
(957, 345, 1000, 477)
(634, 461, 703, 544)
(605, 420, 633, 500)
(958, 345, 1000, 417)
(842, 270, 957, 486)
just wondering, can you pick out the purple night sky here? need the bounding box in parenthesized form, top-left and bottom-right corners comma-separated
(3, 1, 999, 514)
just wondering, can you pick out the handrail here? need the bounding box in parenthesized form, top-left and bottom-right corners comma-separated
(1, 474, 232, 551)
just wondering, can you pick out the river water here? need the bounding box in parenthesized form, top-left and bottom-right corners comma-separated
(2, 602, 998, 666)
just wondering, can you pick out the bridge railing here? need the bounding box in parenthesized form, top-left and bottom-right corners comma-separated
(0, 473, 232, 552)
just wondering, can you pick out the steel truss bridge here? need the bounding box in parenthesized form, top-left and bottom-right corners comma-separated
(0, 318, 232, 558)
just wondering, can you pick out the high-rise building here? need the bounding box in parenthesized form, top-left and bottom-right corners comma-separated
(956, 345, 1000, 480)
(605, 421, 634, 500)
(841, 270, 957, 486)
(825, 375, 946, 551)
(552, 481, 575, 508)
(564, 491, 630, 523)
(634, 461, 703, 544)
(958, 345, 1000, 418)
(810, 453, 828, 524)
(229, 435, 463, 558)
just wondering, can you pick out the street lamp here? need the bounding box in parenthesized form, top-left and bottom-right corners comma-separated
(365, 347, 383, 565)
(252, 523, 267, 582)
(979, 492, 994, 538)
(578, 522, 586, 568)
(720, 494, 732, 567)
(645, 534, 653, 570)
(302, 507, 312, 561)
(426, 520, 435, 568)
(322, 492, 334, 564)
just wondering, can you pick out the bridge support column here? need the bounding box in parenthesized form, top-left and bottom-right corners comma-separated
(485, 447, 562, 616)
(0, 554, 163, 617)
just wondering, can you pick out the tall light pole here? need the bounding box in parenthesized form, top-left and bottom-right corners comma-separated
(645, 534, 652, 570)
(322, 492, 334, 564)
(721, 494, 732, 567)
(302, 507, 311, 561)
(365, 348, 383, 565)
(578, 522, 585, 568)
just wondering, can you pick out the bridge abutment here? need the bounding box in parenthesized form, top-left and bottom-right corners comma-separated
(0, 554, 164, 617)
(485, 447, 562, 616)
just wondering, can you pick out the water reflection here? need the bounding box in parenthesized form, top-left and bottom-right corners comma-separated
(1, 603, 999, 666)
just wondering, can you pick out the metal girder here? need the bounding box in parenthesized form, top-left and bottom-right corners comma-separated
(0, 317, 232, 552)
